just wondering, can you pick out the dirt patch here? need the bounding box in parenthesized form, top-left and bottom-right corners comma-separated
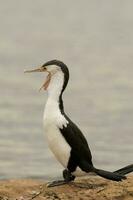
(0, 176, 132, 200)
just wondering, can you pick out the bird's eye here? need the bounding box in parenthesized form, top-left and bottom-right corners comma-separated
(42, 66, 46, 70)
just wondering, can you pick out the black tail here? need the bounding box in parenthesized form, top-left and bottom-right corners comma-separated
(113, 164, 133, 175)
(93, 168, 126, 181)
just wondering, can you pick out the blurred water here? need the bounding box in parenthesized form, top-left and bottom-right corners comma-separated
(0, 0, 133, 180)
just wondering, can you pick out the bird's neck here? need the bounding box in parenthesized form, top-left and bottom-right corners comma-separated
(45, 72, 65, 114)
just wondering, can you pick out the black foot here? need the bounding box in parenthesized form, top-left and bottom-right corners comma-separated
(47, 180, 68, 187)
(47, 169, 75, 188)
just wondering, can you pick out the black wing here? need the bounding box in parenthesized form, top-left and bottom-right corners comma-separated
(59, 115, 93, 172)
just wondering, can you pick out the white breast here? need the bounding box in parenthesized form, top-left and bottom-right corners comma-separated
(44, 122, 71, 168)
(43, 98, 71, 168)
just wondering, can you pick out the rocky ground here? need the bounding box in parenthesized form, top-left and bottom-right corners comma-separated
(0, 176, 132, 200)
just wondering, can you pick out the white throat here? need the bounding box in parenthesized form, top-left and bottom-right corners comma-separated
(47, 71, 64, 101)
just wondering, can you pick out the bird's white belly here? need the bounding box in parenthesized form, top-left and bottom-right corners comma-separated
(44, 123, 71, 168)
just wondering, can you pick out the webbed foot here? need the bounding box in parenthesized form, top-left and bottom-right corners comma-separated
(47, 180, 68, 187)
(47, 169, 75, 187)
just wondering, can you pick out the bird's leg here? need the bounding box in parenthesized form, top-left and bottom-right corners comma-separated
(63, 169, 75, 182)
(47, 169, 75, 187)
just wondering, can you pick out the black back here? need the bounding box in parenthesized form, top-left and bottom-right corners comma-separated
(60, 114, 93, 173)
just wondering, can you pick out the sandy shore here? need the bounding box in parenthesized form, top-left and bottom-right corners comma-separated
(0, 176, 132, 200)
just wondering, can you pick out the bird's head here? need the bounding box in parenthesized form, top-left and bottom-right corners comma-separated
(25, 60, 69, 94)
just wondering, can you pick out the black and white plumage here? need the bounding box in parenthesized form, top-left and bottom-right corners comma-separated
(25, 60, 133, 187)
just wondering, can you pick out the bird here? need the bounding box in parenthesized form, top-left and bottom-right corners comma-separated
(25, 59, 133, 187)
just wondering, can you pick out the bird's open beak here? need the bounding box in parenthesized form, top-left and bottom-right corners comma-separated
(24, 66, 51, 91)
